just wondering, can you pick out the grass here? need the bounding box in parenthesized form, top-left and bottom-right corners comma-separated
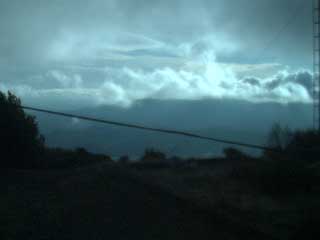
(1, 157, 320, 240)
(131, 158, 320, 239)
(0, 163, 230, 240)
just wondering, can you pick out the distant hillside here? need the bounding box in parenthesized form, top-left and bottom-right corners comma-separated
(32, 99, 312, 157)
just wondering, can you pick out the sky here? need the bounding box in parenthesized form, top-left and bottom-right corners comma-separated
(0, 0, 314, 109)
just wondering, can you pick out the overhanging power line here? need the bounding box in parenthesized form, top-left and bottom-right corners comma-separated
(21, 105, 276, 152)
(1, 1, 312, 154)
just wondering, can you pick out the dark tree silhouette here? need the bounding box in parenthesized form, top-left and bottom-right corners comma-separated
(265, 123, 320, 164)
(0, 91, 44, 168)
(264, 123, 293, 161)
(267, 123, 292, 151)
(286, 130, 320, 163)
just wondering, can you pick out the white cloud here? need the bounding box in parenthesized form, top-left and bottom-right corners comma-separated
(1, 62, 313, 110)
(0, 36, 313, 109)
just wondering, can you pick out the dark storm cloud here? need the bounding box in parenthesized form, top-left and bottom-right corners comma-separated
(242, 78, 261, 86)
(264, 70, 313, 95)
(242, 70, 312, 91)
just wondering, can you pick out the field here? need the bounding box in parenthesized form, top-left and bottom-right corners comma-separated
(2, 158, 319, 239)
(0, 162, 240, 240)
(131, 158, 320, 239)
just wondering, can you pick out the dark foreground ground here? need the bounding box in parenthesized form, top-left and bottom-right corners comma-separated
(0, 162, 276, 240)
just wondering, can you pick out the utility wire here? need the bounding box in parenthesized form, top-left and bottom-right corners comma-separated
(21, 105, 277, 152)
(10, 2, 311, 154)
(254, 0, 308, 64)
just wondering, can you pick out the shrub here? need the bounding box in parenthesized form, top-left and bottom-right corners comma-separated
(141, 148, 166, 162)
(265, 124, 320, 164)
(44, 147, 113, 169)
(259, 125, 320, 195)
(223, 147, 248, 161)
(118, 155, 130, 164)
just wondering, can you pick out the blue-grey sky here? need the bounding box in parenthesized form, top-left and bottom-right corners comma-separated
(0, 0, 313, 109)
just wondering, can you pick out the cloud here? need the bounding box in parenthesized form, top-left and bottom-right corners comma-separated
(1, 54, 313, 109)
(260, 70, 313, 96)
(242, 70, 312, 102)
(0, 0, 312, 110)
(0, 0, 311, 68)
(46, 70, 83, 89)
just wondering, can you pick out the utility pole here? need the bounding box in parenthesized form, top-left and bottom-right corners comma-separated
(313, 0, 320, 131)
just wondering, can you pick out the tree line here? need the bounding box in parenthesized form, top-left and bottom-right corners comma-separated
(1, 91, 319, 172)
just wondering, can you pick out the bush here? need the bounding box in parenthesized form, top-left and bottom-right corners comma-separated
(259, 125, 320, 195)
(141, 148, 166, 162)
(118, 155, 130, 164)
(223, 147, 248, 161)
(264, 124, 320, 163)
(0, 91, 45, 168)
(44, 147, 113, 169)
(286, 130, 320, 163)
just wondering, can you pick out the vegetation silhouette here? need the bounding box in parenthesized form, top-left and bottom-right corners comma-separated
(118, 155, 130, 165)
(263, 126, 320, 195)
(43, 147, 112, 169)
(0, 91, 112, 169)
(223, 147, 249, 161)
(0, 91, 45, 169)
(1, 91, 320, 239)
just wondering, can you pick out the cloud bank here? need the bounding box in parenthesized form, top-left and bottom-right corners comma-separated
(1, 49, 313, 109)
